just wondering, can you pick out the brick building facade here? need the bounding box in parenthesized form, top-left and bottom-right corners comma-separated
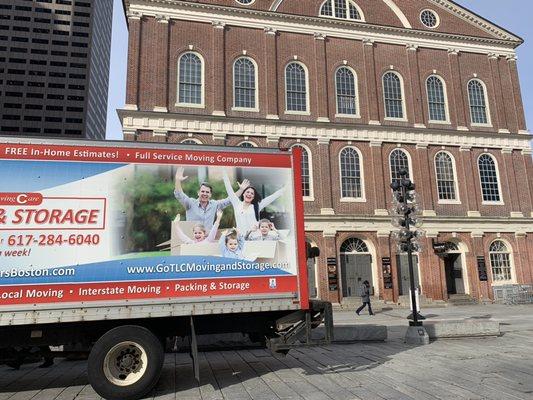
(119, 0, 533, 304)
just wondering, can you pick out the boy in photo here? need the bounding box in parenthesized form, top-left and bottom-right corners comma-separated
(246, 219, 280, 241)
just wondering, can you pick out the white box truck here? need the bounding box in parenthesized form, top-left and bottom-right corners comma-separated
(0, 137, 332, 400)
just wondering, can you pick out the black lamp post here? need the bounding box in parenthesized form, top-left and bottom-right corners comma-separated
(390, 169, 424, 327)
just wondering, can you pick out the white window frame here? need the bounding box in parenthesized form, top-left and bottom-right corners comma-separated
(291, 143, 315, 201)
(176, 51, 205, 109)
(235, 0, 256, 5)
(319, 0, 365, 22)
(382, 70, 407, 122)
(180, 138, 203, 145)
(489, 239, 516, 285)
(339, 146, 366, 202)
(467, 78, 492, 128)
(389, 148, 413, 185)
(237, 141, 258, 148)
(232, 56, 259, 112)
(434, 151, 461, 204)
(419, 9, 440, 29)
(426, 74, 451, 124)
(335, 65, 360, 119)
(477, 153, 504, 205)
(284, 61, 310, 115)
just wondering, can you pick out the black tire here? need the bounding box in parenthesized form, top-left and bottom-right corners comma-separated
(88, 325, 164, 400)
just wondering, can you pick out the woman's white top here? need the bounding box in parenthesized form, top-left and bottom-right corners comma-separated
(223, 173, 285, 233)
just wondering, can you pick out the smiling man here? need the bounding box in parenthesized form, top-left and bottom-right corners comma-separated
(174, 166, 248, 230)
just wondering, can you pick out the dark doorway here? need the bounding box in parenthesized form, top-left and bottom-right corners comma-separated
(444, 253, 465, 294)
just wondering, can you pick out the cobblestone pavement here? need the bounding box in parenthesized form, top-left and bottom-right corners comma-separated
(1, 304, 533, 400)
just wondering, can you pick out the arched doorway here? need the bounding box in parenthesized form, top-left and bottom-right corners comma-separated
(443, 242, 466, 295)
(340, 238, 373, 298)
(306, 239, 319, 299)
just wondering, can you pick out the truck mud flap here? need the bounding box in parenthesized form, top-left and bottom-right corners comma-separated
(266, 300, 334, 353)
(189, 316, 200, 382)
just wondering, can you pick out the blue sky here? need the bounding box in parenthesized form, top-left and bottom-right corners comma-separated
(105, 0, 532, 140)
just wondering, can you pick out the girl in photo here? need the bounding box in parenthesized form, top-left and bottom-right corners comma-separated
(176, 210, 223, 244)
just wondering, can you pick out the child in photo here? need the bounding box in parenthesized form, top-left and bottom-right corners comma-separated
(176, 210, 223, 244)
(219, 228, 245, 259)
(246, 219, 280, 241)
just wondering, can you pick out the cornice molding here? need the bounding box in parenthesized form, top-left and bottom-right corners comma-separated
(428, 0, 522, 43)
(124, 1, 520, 56)
(118, 110, 532, 151)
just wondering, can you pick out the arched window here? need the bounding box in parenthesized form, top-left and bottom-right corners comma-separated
(340, 147, 363, 199)
(178, 52, 204, 106)
(320, 0, 363, 21)
(389, 149, 410, 185)
(292, 144, 313, 198)
(335, 67, 358, 116)
(340, 238, 369, 253)
(468, 79, 490, 125)
(383, 72, 405, 120)
(238, 141, 257, 148)
(489, 240, 513, 282)
(285, 62, 308, 113)
(478, 154, 501, 203)
(426, 75, 448, 122)
(435, 151, 458, 201)
(233, 57, 257, 110)
(180, 139, 202, 145)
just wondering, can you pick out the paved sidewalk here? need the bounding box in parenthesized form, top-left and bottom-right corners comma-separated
(1, 304, 532, 400)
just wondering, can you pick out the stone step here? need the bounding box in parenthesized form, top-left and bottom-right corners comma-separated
(448, 294, 479, 306)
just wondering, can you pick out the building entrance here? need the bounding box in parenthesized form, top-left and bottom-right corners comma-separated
(340, 238, 373, 298)
(443, 243, 465, 295)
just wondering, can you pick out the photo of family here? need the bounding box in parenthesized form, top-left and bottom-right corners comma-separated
(165, 166, 292, 263)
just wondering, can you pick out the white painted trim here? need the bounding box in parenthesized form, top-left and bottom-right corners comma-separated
(119, 112, 532, 151)
(334, 65, 361, 118)
(420, 9, 440, 29)
(128, 3, 519, 57)
(382, 0, 412, 29)
(477, 153, 504, 205)
(180, 138, 203, 144)
(232, 56, 259, 112)
(388, 147, 414, 183)
(339, 145, 366, 201)
(177, 51, 205, 108)
(434, 150, 460, 203)
(339, 237, 379, 297)
(284, 61, 310, 114)
(426, 74, 451, 124)
(237, 140, 258, 147)
(235, 0, 256, 5)
(382, 70, 408, 121)
(318, 0, 366, 23)
(467, 78, 492, 127)
(291, 143, 315, 200)
(488, 239, 517, 285)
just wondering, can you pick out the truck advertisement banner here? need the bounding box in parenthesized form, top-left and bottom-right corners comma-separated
(0, 142, 305, 308)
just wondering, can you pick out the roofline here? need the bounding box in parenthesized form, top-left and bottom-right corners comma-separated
(122, 0, 523, 48)
(446, 0, 523, 44)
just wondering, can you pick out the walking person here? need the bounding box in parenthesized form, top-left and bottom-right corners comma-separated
(356, 280, 374, 316)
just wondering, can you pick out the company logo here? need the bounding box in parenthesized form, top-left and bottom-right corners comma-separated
(0, 193, 43, 206)
(269, 278, 277, 289)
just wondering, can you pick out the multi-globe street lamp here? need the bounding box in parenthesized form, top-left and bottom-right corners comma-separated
(390, 169, 429, 344)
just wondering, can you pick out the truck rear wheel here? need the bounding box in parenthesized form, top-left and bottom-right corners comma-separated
(88, 326, 164, 400)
